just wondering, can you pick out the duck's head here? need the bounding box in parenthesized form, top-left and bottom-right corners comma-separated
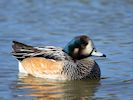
(63, 35, 106, 60)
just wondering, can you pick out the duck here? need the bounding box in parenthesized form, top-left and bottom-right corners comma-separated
(12, 35, 106, 80)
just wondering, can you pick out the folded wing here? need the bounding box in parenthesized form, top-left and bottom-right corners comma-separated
(12, 41, 69, 61)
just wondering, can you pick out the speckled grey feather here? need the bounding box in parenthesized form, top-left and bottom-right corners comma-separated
(61, 58, 100, 80)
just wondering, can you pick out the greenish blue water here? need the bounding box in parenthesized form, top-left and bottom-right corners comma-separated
(0, 0, 133, 100)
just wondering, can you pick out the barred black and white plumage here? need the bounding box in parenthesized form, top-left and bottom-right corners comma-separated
(12, 41, 71, 61)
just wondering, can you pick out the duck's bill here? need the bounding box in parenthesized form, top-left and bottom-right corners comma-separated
(91, 50, 106, 57)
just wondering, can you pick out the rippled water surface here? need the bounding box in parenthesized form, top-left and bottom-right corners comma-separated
(0, 0, 133, 100)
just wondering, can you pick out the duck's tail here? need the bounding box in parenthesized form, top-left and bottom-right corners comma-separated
(12, 41, 39, 61)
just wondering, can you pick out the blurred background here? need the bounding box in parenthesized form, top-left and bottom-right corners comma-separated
(0, 0, 133, 100)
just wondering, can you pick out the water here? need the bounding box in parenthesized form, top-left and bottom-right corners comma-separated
(0, 0, 133, 100)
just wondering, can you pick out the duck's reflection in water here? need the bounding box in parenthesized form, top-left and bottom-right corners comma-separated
(12, 74, 101, 100)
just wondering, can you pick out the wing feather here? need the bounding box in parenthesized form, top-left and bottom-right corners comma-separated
(12, 41, 71, 61)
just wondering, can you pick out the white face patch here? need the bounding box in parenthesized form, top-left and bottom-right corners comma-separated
(82, 40, 94, 55)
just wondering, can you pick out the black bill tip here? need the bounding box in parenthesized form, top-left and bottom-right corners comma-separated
(102, 54, 106, 57)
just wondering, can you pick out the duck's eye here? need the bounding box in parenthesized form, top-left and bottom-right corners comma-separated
(81, 42, 88, 48)
(83, 42, 88, 46)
